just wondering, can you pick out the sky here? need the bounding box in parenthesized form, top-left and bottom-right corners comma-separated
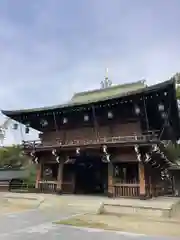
(0, 0, 180, 145)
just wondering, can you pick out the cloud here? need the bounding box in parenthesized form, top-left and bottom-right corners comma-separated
(0, 0, 180, 144)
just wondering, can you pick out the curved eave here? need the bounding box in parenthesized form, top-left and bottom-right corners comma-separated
(1, 79, 175, 117)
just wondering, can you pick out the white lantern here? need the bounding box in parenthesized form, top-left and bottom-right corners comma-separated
(107, 111, 113, 119)
(134, 105, 140, 115)
(63, 117, 68, 124)
(158, 103, 164, 112)
(84, 115, 89, 121)
(40, 119, 48, 127)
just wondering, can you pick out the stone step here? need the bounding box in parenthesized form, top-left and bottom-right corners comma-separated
(103, 204, 172, 218)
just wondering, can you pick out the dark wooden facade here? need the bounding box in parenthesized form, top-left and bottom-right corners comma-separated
(2, 79, 180, 199)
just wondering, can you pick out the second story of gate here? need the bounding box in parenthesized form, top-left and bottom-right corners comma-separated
(1, 78, 180, 149)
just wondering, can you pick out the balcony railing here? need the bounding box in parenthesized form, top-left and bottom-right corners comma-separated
(22, 133, 159, 150)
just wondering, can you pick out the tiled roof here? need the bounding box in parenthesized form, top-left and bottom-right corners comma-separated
(71, 80, 146, 104)
(1, 79, 175, 115)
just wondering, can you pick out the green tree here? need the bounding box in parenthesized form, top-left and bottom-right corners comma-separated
(0, 145, 29, 168)
(173, 72, 180, 99)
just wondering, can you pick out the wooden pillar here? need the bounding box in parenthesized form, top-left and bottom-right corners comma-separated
(139, 162, 146, 199)
(57, 161, 64, 194)
(149, 176, 153, 198)
(108, 162, 114, 197)
(35, 163, 42, 189)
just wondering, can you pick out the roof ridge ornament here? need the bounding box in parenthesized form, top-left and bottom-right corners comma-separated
(140, 79, 147, 87)
(100, 67, 112, 89)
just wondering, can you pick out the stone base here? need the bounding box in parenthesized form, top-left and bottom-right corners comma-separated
(56, 189, 62, 195)
(139, 194, 147, 200)
(107, 192, 113, 198)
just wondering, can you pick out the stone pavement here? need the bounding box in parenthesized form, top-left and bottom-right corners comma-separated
(3, 192, 179, 210)
(0, 208, 82, 239)
(0, 210, 178, 240)
(0, 192, 179, 239)
(36, 194, 180, 218)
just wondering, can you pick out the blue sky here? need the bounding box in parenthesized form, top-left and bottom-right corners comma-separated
(0, 0, 180, 144)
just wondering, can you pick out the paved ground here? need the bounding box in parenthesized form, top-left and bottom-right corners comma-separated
(0, 208, 178, 240)
(0, 193, 179, 239)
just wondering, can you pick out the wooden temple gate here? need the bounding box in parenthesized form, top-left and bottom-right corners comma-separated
(2, 78, 179, 199)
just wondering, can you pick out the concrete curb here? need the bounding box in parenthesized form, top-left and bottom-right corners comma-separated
(3, 193, 45, 209)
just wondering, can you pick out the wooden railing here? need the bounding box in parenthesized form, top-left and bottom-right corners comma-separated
(38, 180, 57, 193)
(22, 133, 159, 150)
(113, 183, 140, 198)
(62, 181, 75, 194)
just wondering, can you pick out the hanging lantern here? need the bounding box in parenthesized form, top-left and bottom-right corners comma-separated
(158, 103, 164, 112)
(134, 105, 140, 115)
(84, 115, 89, 121)
(107, 111, 113, 119)
(40, 119, 48, 127)
(63, 117, 68, 124)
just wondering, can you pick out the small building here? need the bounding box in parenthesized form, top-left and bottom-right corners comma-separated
(0, 168, 29, 191)
(1, 78, 180, 199)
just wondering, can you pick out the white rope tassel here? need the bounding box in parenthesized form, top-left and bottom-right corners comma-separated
(134, 144, 141, 162)
(56, 156, 60, 163)
(102, 145, 110, 162)
(106, 154, 110, 162)
(152, 144, 160, 153)
(76, 147, 80, 155)
(30, 151, 38, 164)
(34, 157, 38, 164)
(52, 149, 57, 156)
(145, 153, 151, 163)
(52, 149, 60, 163)
(64, 156, 70, 164)
(30, 150, 35, 158)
